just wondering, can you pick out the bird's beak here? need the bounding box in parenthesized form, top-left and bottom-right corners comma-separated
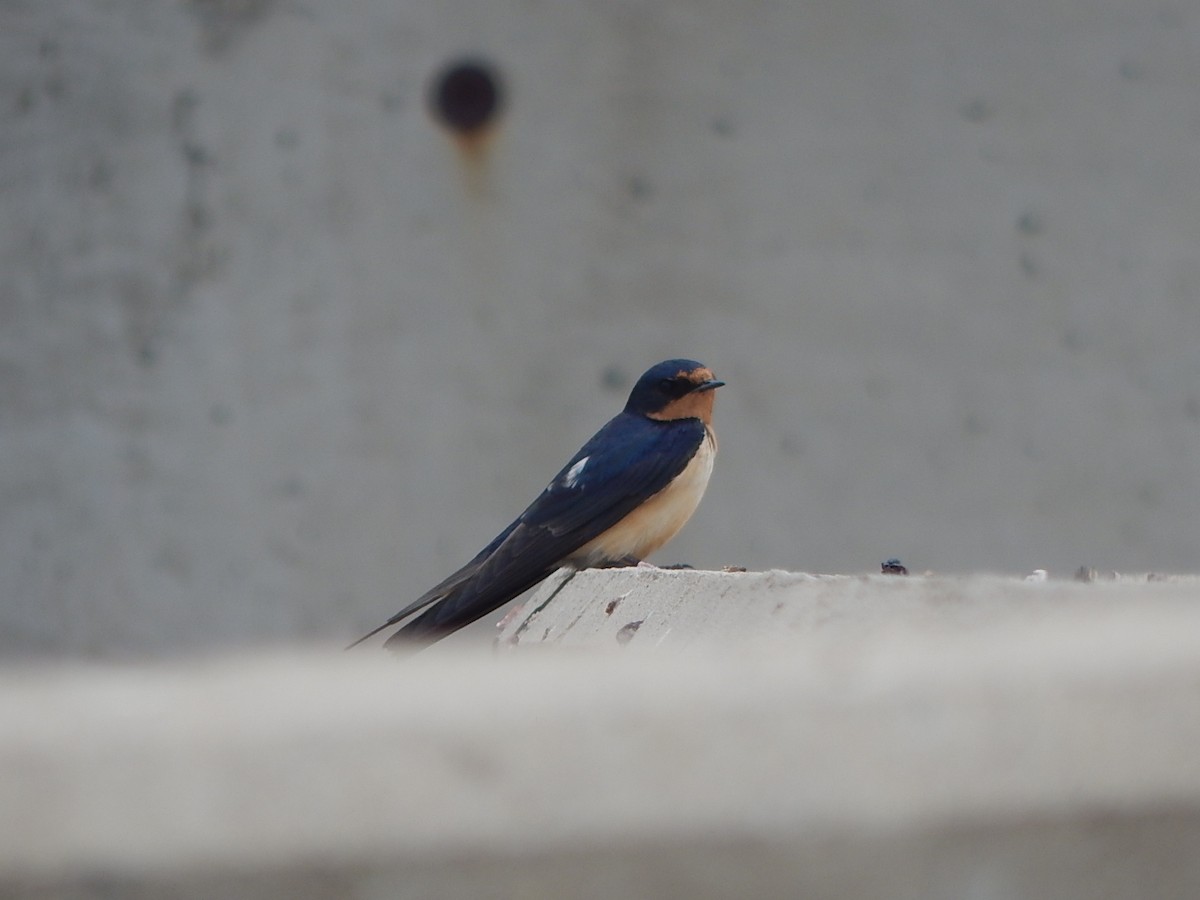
(692, 379, 725, 393)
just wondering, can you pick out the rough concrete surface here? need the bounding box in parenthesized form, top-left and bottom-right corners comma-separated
(3, 0, 1200, 659)
(496, 566, 1200, 649)
(2, 571, 1200, 898)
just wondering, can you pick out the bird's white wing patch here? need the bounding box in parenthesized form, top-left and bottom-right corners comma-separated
(561, 456, 589, 489)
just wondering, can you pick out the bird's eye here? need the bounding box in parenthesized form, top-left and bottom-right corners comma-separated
(659, 377, 676, 392)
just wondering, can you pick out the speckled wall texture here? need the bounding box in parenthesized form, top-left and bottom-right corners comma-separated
(2, 0, 1198, 656)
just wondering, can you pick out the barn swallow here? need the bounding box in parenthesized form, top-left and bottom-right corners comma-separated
(349, 359, 724, 649)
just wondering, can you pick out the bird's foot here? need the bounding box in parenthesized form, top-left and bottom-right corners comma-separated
(496, 601, 527, 631)
(594, 556, 643, 569)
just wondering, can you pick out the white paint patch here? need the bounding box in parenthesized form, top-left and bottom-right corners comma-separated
(561, 456, 589, 489)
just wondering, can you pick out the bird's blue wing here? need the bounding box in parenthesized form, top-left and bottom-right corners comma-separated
(524, 413, 708, 537)
(373, 414, 707, 643)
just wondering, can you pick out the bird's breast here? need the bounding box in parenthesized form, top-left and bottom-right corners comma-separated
(572, 427, 717, 566)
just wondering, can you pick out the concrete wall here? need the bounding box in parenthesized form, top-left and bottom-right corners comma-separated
(3, 0, 1199, 657)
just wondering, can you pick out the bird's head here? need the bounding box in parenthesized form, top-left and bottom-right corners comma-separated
(624, 359, 725, 424)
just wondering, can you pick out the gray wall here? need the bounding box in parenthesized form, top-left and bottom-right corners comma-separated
(3, 0, 1198, 657)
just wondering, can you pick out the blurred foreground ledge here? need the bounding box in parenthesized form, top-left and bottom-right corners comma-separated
(3, 570, 1200, 899)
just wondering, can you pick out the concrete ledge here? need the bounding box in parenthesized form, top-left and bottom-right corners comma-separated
(498, 567, 1200, 648)
(3, 572, 1200, 897)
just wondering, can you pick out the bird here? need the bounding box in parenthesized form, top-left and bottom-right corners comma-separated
(349, 358, 724, 649)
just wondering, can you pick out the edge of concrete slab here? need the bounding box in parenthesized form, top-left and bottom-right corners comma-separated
(496, 567, 1200, 649)
(2, 570, 1200, 898)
